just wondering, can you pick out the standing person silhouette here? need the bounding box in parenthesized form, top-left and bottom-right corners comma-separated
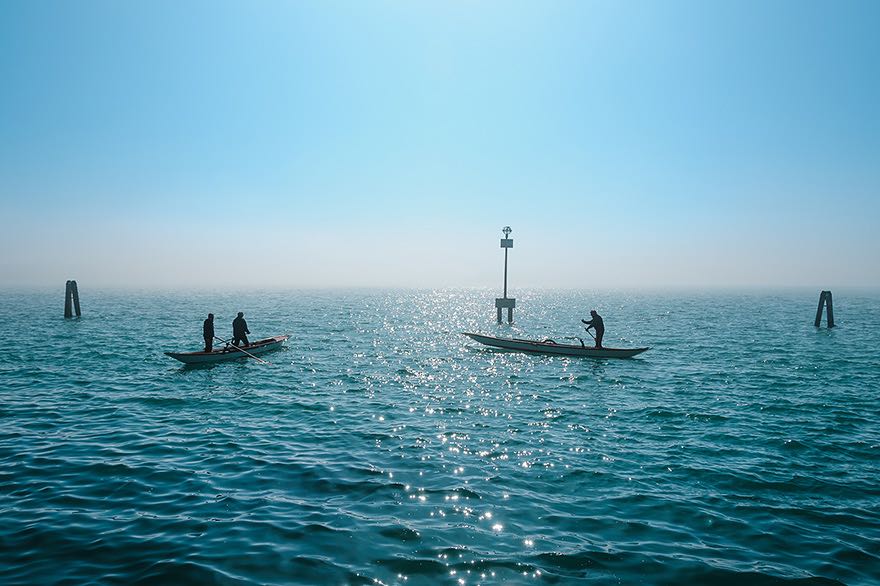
(203, 313, 215, 352)
(581, 310, 605, 348)
(232, 312, 250, 347)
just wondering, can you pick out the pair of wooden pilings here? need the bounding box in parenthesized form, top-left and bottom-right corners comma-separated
(814, 290, 834, 328)
(64, 280, 81, 318)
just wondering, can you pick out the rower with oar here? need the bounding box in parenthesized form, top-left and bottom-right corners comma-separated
(581, 309, 605, 349)
(224, 311, 270, 364)
(217, 311, 270, 365)
(232, 311, 250, 347)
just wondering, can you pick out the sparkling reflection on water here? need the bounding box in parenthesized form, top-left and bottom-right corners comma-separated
(1, 289, 879, 585)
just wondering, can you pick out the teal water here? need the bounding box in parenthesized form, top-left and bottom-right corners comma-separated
(1, 289, 878, 585)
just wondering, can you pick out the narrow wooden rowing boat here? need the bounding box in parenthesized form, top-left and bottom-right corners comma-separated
(165, 335, 290, 364)
(462, 332, 649, 359)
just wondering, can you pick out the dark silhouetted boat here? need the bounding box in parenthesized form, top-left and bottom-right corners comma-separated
(463, 332, 648, 359)
(165, 335, 289, 364)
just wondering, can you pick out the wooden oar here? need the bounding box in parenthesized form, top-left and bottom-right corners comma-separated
(214, 336, 271, 365)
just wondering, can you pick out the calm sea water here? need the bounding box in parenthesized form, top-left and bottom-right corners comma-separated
(1, 289, 878, 585)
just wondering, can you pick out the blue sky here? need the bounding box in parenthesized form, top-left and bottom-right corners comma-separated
(1, 0, 878, 288)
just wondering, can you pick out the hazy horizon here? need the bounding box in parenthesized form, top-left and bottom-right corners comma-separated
(4, 284, 879, 296)
(2, 1, 878, 290)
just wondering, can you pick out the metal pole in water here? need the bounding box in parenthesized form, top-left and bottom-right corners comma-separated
(503, 246, 508, 299)
(495, 226, 516, 323)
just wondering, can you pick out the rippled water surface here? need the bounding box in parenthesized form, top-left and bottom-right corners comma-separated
(1, 289, 879, 585)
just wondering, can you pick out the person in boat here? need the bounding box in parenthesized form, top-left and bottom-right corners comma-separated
(232, 312, 250, 347)
(203, 313, 215, 352)
(581, 310, 604, 348)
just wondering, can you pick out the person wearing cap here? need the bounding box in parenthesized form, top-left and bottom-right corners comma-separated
(203, 313, 215, 352)
(581, 310, 605, 348)
(232, 312, 250, 347)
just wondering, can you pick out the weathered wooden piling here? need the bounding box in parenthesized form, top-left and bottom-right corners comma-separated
(814, 290, 834, 328)
(495, 226, 516, 323)
(64, 280, 81, 318)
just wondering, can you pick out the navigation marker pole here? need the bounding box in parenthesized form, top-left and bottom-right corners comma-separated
(495, 226, 516, 323)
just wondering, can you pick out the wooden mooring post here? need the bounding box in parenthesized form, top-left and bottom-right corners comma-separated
(814, 290, 834, 328)
(64, 280, 81, 318)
